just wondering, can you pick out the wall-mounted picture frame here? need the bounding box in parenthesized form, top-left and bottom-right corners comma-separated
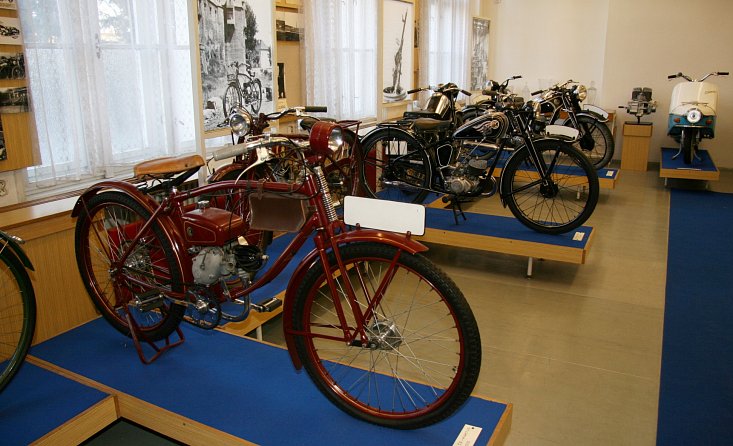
(0, 51, 24, 80)
(196, 0, 274, 134)
(0, 86, 28, 113)
(0, 17, 22, 45)
(0, 0, 17, 11)
(470, 16, 490, 91)
(382, 0, 414, 103)
(276, 9, 301, 42)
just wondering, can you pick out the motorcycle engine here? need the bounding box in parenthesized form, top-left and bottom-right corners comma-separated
(191, 244, 266, 285)
(445, 158, 488, 195)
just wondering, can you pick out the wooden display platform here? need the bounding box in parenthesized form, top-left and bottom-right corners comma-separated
(419, 206, 594, 276)
(659, 147, 720, 181)
(18, 318, 512, 446)
(490, 153, 620, 189)
(0, 362, 116, 445)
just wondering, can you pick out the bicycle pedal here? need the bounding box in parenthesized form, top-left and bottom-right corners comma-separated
(251, 297, 282, 312)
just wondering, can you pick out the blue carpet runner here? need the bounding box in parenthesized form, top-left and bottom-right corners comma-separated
(657, 189, 733, 445)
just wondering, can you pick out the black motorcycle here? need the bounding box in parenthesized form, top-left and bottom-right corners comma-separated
(358, 89, 599, 235)
(464, 77, 614, 169)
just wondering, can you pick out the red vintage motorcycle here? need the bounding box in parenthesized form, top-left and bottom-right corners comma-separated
(72, 118, 481, 429)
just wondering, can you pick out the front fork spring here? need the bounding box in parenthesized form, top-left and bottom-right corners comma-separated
(313, 166, 338, 223)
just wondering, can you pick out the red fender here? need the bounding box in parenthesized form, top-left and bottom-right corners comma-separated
(71, 180, 192, 283)
(281, 228, 428, 370)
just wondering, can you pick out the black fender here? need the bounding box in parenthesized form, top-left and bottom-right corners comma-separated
(280, 229, 429, 370)
(576, 110, 608, 123)
(0, 230, 34, 271)
(71, 180, 192, 283)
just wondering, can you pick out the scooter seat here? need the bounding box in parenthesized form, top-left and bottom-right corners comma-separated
(403, 110, 443, 120)
(412, 118, 453, 132)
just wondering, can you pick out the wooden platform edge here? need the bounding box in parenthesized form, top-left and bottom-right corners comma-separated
(488, 402, 513, 446)
(28, 355, 253, 446)
(419, 227, 589, 264)
(30, 396, 118, 446)
(659, 148, 720, 181)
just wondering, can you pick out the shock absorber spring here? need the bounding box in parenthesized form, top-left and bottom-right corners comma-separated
(313, 166, 338, 223)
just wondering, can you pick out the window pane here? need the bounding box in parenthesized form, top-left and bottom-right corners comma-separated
(98, 0, 132, 44)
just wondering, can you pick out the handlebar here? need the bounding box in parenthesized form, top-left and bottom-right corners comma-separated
(669, 72, 728, 82)
(212, 136, 304, 161)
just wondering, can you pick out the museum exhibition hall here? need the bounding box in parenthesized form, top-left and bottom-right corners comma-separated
(1, 1, 732, 445)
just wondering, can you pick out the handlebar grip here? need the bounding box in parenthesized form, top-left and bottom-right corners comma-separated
(531, 90, 542, 96)
(461, 89, 472, 96)
(304, 106, 327, 113)
(512, 75, 523, 80)
(407, 88, 422, 94)
(212, 143, 248, 161)
(667, 74, 677, 79)
(718, 71, 729, 76)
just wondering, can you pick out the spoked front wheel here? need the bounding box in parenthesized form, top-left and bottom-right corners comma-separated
(359, 129, 432, 204)
(292, 242, 481, 429)
(501, 139, 599, 234)
(74, 191, 185, 341)
(567, 115, 614, 169)
(0, 248, 36, 392)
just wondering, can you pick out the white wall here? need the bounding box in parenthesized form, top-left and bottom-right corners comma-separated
(602, 0, 733, 167)
(482, 0, 733, 168)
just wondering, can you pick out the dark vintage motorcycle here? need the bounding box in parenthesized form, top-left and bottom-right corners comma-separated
(359, 86, 600, 235)
(72, 113, 481, 428)
(464, 77, 614, 169)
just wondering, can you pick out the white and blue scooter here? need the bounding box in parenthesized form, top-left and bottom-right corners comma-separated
(667, 71, 728, 164)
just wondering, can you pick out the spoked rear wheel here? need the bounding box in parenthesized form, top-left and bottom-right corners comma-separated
(566, 115, 614, 169)
(0, 249, 36, 392)
(501, 139, 599, 234)
(74, 192, 185, 341)
(360, 130, 432, 204)
(293, 243, 481, 429)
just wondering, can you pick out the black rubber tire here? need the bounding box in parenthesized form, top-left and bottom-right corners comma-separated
(681, 128, 696, 165)
(74, 191, 185, 341)
(359, 129, 431, 204)
(567, 115, 614, 169)
(0, 249, 36, 392)
(501, 139, 599, 234)
(292, 242, 481, 429)
(223, 84, 242, 116)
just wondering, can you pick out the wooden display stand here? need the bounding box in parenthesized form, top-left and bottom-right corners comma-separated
(620, 123, 653, 171)
(659, 147, 720, 182)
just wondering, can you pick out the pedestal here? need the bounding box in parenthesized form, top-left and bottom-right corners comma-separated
(620, 123, 653, 171)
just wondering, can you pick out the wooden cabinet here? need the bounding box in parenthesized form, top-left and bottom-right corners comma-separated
(620, 123, 653, 171)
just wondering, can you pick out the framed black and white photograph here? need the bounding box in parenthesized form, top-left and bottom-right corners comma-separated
(382, 0, 413, 103)
(197, 0, 274, 133)
(0, 17, 22, 45)
(0, 51, 24, 80)
(470, 16, 490, 91)
(0, 0, 17, 11)
(0, 86, 28, 113)
(276, 10, 301, 42)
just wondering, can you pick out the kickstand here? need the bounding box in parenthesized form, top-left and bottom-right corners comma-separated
(449, 197, 468, 225)
(125, 308, 185, 365)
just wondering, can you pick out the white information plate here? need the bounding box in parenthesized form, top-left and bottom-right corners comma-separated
(343, 196, 425, 236)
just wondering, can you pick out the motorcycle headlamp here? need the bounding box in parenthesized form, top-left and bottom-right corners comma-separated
(309, 121, 345, 156)
(686, 108, 702, 124)
(228, 106, 253, 139)
(575, 84, 588, 101)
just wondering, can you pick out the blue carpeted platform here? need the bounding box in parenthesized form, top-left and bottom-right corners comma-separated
(0, 362, 109, 445)
(30, 318, 509, 445)
(657, 189, 733, 445)
(660, 147, 718, 172)
(425, 207, 592, 248)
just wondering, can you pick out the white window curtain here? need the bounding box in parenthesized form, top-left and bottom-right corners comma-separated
(18, 0, 194, 195)
(302, 0, 377, 120)
(418, 0, 470, 88)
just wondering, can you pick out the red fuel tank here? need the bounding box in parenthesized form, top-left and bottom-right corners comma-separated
(182, 207, 245, 246)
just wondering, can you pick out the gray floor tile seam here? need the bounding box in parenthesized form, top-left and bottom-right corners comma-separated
(483, 345, 661, 383)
